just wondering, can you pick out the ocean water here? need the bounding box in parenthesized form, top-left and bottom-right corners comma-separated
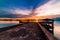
(54, 21, 60, 40)
(0, 21, 19, 28)
(0, 23, 18, 28)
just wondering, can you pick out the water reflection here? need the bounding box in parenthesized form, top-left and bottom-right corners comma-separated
(0, 21, 19, 28)
(54, 21, 60, 40)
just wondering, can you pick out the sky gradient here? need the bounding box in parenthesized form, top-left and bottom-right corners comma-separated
(0, 0, 60, 21)
(0, 0, 49, 17)
(0, 0, 60, 22)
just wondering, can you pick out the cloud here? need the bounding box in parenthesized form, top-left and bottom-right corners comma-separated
(0, 7, 34, 18)
(0, 7, 32, 15)
(0, 0, 49, 18)
(10, 8, 32, 15)
(35, 0, 60, 16)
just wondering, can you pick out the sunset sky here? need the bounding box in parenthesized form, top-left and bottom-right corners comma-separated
(0, 0, 60, 20)
(0, 0, 60, 23)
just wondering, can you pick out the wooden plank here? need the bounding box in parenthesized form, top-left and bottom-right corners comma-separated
(37, 23, 56, 40)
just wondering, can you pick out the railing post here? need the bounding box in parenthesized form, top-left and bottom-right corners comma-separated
(39, 19, 54, 34)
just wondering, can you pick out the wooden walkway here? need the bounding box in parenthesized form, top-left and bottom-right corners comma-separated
(0, 22, 56, 40)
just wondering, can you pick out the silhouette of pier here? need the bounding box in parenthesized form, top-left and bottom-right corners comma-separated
(0, 18, 56, 40)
